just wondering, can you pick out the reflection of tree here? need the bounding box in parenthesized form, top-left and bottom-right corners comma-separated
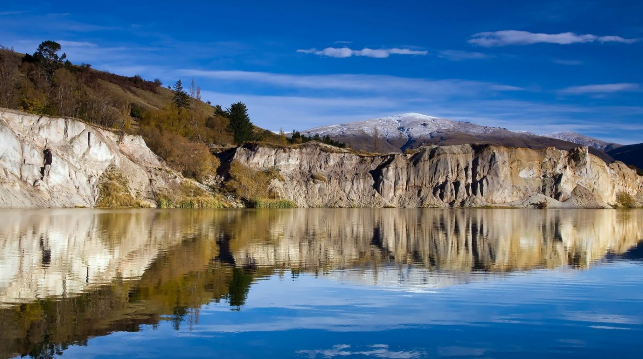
(171, 305, 188, 331)
(25, 334, 65, 359)
(227, 268, 253, 310)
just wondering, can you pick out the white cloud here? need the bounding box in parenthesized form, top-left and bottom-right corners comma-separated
(469, 30, 640, 47)
(560, 83, 640, 94)
(297, 46, 427, 58)
(438, 50, 489, 61)
(596, 35, 640, 43)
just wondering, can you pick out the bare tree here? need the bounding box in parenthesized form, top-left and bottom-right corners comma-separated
(189, 78, 197, 98)
(372, 126, 380, 153)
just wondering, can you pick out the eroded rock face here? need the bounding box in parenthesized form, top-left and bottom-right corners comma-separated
(0, 109, 200, 208)
(230, 143, 643, 208)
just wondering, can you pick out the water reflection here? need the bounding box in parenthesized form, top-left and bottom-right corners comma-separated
(0, 209, 641, 358)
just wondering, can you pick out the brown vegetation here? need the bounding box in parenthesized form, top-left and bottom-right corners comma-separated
(96, 166, 147, 208)
(616, 192, 636, 208)
(224, 162, 285, 203)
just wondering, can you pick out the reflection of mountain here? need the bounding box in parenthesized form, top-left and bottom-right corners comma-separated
(0, 209, 642, 358)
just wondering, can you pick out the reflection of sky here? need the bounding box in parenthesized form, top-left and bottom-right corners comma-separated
(57, 261, 643, 359)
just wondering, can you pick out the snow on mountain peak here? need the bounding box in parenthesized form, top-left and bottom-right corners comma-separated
(302, 113, 496, 139)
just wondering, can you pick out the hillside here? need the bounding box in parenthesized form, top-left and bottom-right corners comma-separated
(608, 143, 643, 173)
(301, 113, 616, 162)
(0, 43, 283, 180)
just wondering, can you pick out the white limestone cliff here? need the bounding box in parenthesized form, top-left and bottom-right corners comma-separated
(0, 109, 207, 208)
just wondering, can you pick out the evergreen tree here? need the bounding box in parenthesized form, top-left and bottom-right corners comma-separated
(31, 40, 67, 81)
(172, 80, 190, 109)
(227, 102, 254, 144)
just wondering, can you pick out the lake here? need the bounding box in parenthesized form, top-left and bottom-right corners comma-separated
(1, 208, 642, 359)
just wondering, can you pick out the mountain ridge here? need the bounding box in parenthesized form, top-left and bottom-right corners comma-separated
(301, 113, 617, 162)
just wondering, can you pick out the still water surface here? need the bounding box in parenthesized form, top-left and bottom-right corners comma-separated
(0, 209, 642, 358)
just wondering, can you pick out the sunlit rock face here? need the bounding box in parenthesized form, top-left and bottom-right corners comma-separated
(0, 109, 205, 208)
(231, 143, 643, 208)
(1, 209, 641, 306)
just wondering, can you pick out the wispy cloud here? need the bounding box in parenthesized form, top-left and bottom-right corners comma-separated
(56, 40, 98, 48)
(560, 83, 640, 94)
(469, 30, 640, 47)
(553, 59, 583, 66)
(0, 10, 29, 16)
(180, 69, 521, 96)
(297, 47, 427, 58)
(438, 50, 490, 61)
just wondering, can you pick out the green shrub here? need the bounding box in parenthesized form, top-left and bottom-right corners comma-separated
(250, 199, 296, 208)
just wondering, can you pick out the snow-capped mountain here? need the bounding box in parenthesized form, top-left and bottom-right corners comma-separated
(544, 131, 620, 151)
(303, 113, 503, 141)
(300, 113, 616, 162)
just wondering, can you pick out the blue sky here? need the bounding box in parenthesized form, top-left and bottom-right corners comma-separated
(1, 0, 642, 143)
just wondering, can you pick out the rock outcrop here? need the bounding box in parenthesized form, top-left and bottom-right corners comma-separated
(0, 109, 216, 208)
(228, 142, 643, 208)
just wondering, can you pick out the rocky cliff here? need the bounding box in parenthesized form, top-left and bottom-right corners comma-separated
(228, 142, 643, 208)
(0, 109, 221, 208)
(2, 110, 641, 209)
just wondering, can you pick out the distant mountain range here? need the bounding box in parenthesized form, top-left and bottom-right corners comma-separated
(544, 131, 621, 152)
(302, 113, 625, 163)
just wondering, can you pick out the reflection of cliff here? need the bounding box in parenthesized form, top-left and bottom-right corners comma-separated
(233, 209, 643, 274)
(0, 209, 642, 359)
(0, 210, 226, 307)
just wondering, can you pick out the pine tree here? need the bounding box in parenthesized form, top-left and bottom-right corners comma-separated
(172, 80, 190, 109)
(227, 102, 254, 144)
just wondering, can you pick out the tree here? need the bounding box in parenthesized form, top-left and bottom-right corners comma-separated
(227, 102, 254, 144)
(371, 126, 380, 152)
(0, 48, 20, 107)
(189, 78, 196, 98)
(213, 104, 227, 117)
(33, 41, 66, 64)
(172, 80, 190, 109)
(32, 41, 66, 81)
(53, 68, 80, 117)
(279, 128, 287, 146)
